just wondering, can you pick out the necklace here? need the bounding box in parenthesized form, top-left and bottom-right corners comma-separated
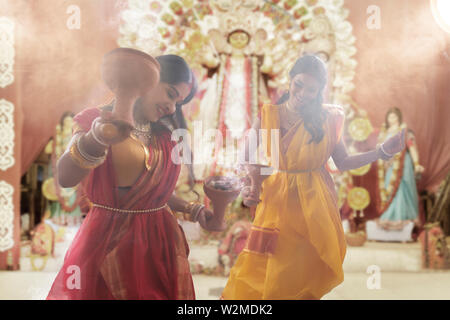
(132, 122, 152, 139)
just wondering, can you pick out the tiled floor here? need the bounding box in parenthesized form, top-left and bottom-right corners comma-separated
(2, 224, 450, 300)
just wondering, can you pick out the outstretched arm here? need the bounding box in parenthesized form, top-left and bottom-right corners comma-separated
(57, 132, 102, 188)
(332, 128, 406, 172)
(58, 114, 133, 188)
(167, 193, 192, 214)
(331, 139, 380, 172)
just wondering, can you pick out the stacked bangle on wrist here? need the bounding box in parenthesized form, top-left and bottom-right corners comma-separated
(69, 133, 108, 169)
(183, 201, 205, 222)
(377, 143, 392, 160)
(380, 143, 394, 158)
(90, 118, 110, 148)
(182, 201, 195, 221)
(191, 204, 205, 222)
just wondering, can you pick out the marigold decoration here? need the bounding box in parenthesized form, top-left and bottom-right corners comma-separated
(349, 163, 371, 176)
(150, 1, 162, 13)
(284, 0, 298, 10)
(118, 0, 357, 107)
(119, 0, 358, 205)
(306, 0, 318, 6)
(348, 117, 373, 142)
(300, 18, 311, 29)
(294, 6, 308, 19)
(347, 187, 370, 211)
(158, 27, 171, 38)
(181, 0, 194, 9)
(185, 31, 206, 51)
(313, 6, 326, 15)
(194, 3, 213, 19)
(162, 13, 175, 25)
(170, 1, 183, 15)
(42, 178, 58, 201)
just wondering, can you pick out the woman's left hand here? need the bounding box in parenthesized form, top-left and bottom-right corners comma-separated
(197, 208, 214, 230)
(197, 208, 227, 232)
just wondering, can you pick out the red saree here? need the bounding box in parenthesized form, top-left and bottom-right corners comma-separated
(47, 107, 195, 300)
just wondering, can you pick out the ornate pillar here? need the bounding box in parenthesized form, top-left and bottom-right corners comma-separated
(0, 16, 22, 270)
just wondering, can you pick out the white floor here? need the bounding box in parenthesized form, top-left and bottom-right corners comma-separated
(2, 270, 450, 300)
(2, 224, 450, 300)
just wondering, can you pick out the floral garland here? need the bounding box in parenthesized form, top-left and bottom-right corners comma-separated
(375, 123, 407, 214)
(119, 0, 358, 128)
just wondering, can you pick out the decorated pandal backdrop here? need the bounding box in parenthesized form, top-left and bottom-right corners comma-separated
(0, 0, 450, 271)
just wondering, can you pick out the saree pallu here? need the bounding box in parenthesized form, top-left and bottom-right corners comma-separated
(379, 151, 419, 222)
(222, 103, 347, 300)
(47, 107, 194, 300)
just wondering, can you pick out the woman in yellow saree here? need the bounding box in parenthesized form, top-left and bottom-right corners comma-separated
(221, 55, 406, 300)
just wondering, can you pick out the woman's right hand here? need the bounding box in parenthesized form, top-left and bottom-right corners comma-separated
(197, 208, 227, 232)
(241, 186, 252, 199)
(241, 186, 260, 207)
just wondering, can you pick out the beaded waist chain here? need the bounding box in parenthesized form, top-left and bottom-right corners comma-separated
(92, 203, 168, 213)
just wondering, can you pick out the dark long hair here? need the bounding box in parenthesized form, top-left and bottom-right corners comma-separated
(104, 55, 198, 187)
(384, 107, 403, 129)
(155, 55, 198, 187)
(277, 55, 328, 144)
(149, 54, 198, 133)
(130, 54, 197, 187)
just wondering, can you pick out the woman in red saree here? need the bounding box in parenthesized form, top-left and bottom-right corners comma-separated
(47, 54, 213, 300)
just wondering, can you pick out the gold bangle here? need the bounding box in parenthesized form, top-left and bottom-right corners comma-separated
(182, 201, 201, 222)
(190, 204, 205, 222)
(175, 212, 184, 220)
(187, 201, 197, 222)
(69, 139, 106, 170)
(184, 201, 195, 214)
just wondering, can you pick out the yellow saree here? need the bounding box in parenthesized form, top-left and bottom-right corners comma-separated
(222, 103, 347, 300)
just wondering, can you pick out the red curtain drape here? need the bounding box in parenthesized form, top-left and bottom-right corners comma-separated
(9, 0, 122, 176)
(347, 0, 450, 193)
